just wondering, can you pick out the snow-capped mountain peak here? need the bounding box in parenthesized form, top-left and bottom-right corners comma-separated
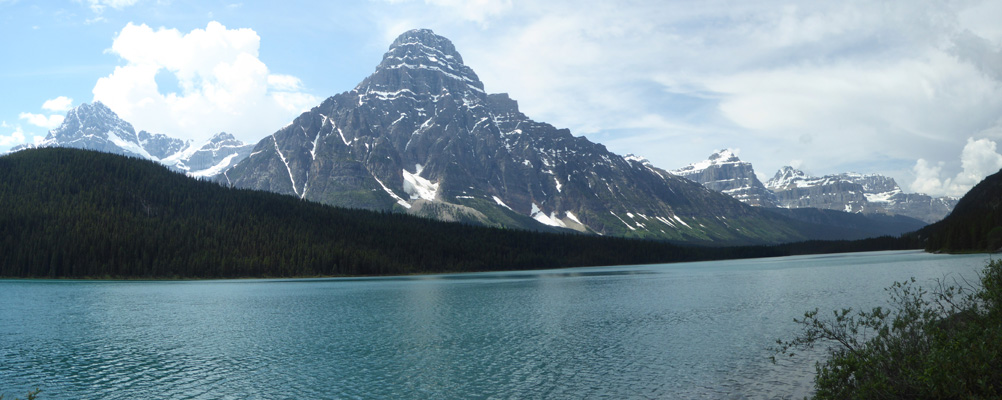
(163, 132, 255, 178)
(9, 102, 252, 179)
(670, 150, 779, 207)
(357, 28, 485, 103)
(765, 166, 956, 222)
(707, 149, 739, 163)
(12, 101, 155, 159)
(222, 29, 811, 244)
(765, 166, 812, 190)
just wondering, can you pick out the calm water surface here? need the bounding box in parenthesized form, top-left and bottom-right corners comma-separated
(0, 250, 990, 399)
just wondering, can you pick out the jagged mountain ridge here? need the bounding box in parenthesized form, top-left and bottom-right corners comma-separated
(9, 102, 254, 178)
(766, 166, 958, 223)
(12, 102, 180, 160)
(164, 132, 255, 179)
(225, 29, 816, 244)
(670, 149, 780, 207)
(672, 151, 956, 224)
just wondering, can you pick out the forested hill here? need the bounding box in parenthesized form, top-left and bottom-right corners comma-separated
(918, 167, 1002, 252)
(0, 148, 696, 278)
(0, 148, 919, 279)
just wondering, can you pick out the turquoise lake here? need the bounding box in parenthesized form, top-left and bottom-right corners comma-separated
(0, 250, 990, 399)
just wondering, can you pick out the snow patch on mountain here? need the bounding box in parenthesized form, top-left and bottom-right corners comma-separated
(402, 165, 439, 201)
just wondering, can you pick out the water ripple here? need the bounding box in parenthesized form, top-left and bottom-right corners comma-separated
(0, 251, 989, 399)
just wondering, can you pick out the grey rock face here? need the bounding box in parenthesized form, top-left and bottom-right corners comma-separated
(166, 132, 255, 179)
(14, 102, 155, 159)
(9, 102, 251, 179)
(670, 150, 780, 207)
(883, 193, 959, 224)
(138, 130, 188, 160)
(766, 167, 957, 223)
(225, 29, 811, 243)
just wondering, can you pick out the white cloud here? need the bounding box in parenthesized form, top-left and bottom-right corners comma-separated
(0, 127, 26, 146)
(18, 112, 64, 129)
(911, 158, 949, 195)
(381, 0, 513, 25)
(911, 137, 1002, 197)
(41, 96, 74, 112)
(84, 0, 139, 13)
(92, 21, 319, 143)
(955, 137, 1002, 187)
(426, 0, 512, 25)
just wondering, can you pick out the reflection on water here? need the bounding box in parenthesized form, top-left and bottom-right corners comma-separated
(0, 250, 989, 399)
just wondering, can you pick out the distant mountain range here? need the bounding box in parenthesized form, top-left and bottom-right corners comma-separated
(4, 30, 934, 245)
(11, 102, 254, 178)
(672, 149, 958, 223)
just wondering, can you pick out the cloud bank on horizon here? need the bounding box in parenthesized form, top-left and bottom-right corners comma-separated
(1, 0, 1001, 198)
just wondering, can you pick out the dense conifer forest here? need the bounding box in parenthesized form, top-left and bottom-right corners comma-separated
(916, 167, 1002, 253)
(0, 148, 920, 279)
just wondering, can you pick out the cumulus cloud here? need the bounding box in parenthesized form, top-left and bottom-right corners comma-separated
(17, 97, 73, 129)
(41, 96, 74, 112)
(911, 138, 1002, 197)
(0, 127, 26, 146)
(18, 112, 64, 129)
(92, 21, 319, 143)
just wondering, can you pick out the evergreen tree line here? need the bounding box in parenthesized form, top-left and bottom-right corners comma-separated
(917, 167, 1002, 252)
(0, 148, 921, 279)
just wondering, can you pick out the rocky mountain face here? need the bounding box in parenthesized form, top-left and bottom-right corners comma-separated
(9, 102, 253, 179)
(164, 132, 255, 179)
(672, 152, 957, 224)
(765, 167, 957, 223)
(670, 149, 779, 207)
(13, 102, 169, 159)
(225, 29, 819, 244)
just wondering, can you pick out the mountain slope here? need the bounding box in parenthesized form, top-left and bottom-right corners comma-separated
(225, 29, 818, 244)
(0, 147, 820, 278)
(762, 208, 927, 241)
(918, 167, 1002, 252)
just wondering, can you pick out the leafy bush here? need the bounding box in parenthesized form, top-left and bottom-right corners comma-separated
(775, 260, 1002, 399)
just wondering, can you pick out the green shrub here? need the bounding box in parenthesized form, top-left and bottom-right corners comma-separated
(775, 260, 1002, 399)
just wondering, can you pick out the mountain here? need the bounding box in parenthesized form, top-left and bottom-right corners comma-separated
(138, 129, 188, 160)
(11, 101, 186, 160)
(670, 149, 780, 207)
(918, 167, 1002, 252)
(9, 102, 254, 179)
(163, 132, 255, 179)
(762, 207, 927, 241)
(224, 29, 827, 244)
(766, 167, 957, 223)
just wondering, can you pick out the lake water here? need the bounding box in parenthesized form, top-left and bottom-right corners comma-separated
(0, 250, 990, 399)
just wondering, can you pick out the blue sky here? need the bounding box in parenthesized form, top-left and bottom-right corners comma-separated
(2, 0, 1002, 197)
